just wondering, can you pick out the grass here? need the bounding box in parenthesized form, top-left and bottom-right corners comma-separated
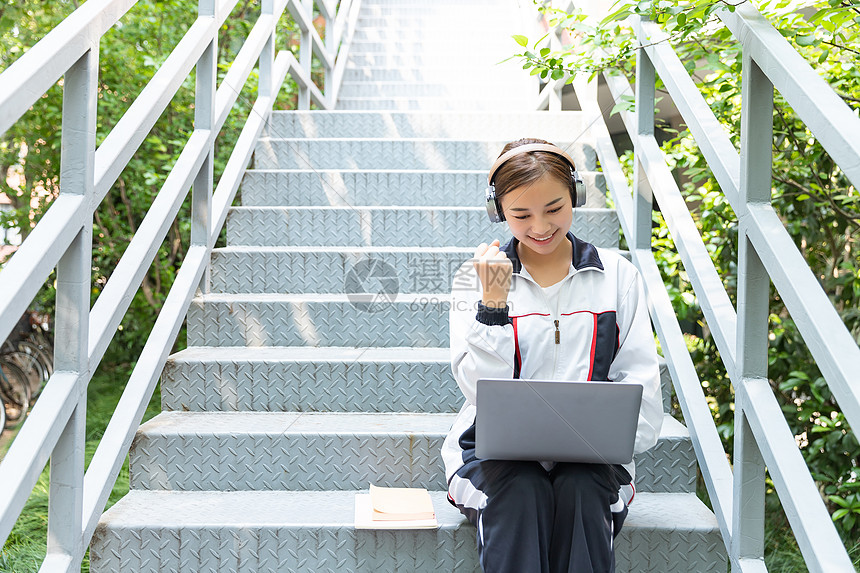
(0, 365, 161, 573)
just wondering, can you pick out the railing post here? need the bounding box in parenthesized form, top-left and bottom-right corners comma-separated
(731, 50, 773, 573)
(632, 17, 655, 251)
(260, 0, 275, 101)
(298, 0, 313, 109)
(193, 0, 217, 294)
(47, 44, 98, 568)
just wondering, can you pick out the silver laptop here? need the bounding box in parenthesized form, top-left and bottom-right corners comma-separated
(475, 378, 643, 465)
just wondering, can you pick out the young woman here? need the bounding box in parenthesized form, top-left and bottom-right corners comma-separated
(441, 138, 663, 573)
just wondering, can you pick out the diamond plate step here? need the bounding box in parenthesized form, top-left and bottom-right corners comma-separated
(338, 82, 532, 99)
(129, 412, 453, 491)
(348, 41, 517, 54)
(342, 67, 533, 83)
(264, 111, 585, 140)
(353, 29, 519, 42)
(129, 412, 694, 493)
(161, 347, 458, 413)
(209, 245, 623, 294)
(161, 340, 671, 418)
(209, 246, 472, 294)
(360, 4, 511, 15)
(335, 98, 533, 111)
(225, 207, 618, 248)
(253, 138, 596, 171)
(238, 169, 606, 207)
(90, 491, 725, 573)
(356, 16, 515, 27)
(186, 293, 450, 347)
(347, 52, 518, 68)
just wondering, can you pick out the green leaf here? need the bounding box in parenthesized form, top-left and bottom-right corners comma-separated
(676, 12, 687, 27)
(512, 34, 529, 47)
(540, 47, 551, 57)
(533, 32, 549, 49)
(551, 69, 564, 80)
(795, 34, 817, 46)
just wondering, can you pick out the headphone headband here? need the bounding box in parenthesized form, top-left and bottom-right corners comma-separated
(487, 143, 577, 185)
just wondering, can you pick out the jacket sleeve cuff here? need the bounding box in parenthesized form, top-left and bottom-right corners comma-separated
(476, 302, 511, 326)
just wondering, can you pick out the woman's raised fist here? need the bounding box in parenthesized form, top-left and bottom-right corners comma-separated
(472, 239, 513, 309)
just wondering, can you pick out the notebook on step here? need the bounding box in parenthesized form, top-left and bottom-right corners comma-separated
(475, 378, 643, 465)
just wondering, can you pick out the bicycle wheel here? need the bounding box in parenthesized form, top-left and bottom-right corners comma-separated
(15, 341, 52, 397)
(0, 359, 31, 428)
(6, 350, 43, 399)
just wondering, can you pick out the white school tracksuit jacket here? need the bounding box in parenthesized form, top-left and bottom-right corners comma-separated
(441, 231, 664, 492)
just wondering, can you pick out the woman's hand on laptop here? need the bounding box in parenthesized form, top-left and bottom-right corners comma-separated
(473, 239, 512, 309)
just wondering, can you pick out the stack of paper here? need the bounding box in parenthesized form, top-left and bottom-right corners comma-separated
(354, 484, 439, 529)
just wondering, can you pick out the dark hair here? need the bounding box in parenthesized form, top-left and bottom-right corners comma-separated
(492, 138, 574, 202)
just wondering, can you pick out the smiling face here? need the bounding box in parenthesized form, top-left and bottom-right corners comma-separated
(499, 173, 573, 259)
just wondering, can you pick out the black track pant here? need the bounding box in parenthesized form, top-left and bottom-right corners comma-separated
(448, 459, 632, 573)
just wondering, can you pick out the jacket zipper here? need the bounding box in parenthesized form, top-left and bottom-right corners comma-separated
(536, 281, 563, 375)
(519, 268, 576, 377)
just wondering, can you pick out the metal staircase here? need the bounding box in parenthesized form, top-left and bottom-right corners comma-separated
(87, 0, 726, 570)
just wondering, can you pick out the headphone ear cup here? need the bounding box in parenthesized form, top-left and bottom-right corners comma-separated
(571, 170, 586, 208)
(485, 185, 505, 223)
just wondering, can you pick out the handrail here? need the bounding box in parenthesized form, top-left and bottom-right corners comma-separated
(0, 0, 359, 569)
(536, 2, 859, 571)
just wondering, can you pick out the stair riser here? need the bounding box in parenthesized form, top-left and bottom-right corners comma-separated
(129, 432, 445, 491)
(360, 6, 506, 15)
(353, 30, 517, 42)
(91, 526, 483, 573)
(342, 68, 528, 82)
(254, 139, 597, 171)
(162, 350, 670, 416)
(90, 491, 726, 573)
(357, 16, 513, 27)
(240, 170, 484, 206)
(338, 83, 531, 98)
(209, 249, 471, 294)
(187, 298, 450, 347)
(349, 40, 515, 51)
(129, 430, 695, 493)
(239, 170, 606, 208)
(264, 112, 584, 141)
(162, 338, 673, 418)
(225, 207, 618, 248)
(162, 359, 460, 413)
(347, 53, 509, 67)
(335, 98, 532, 111)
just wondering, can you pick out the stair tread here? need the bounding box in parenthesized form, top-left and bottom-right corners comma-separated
(137, 411, 688, 440)
(193, 292, 450, 302)
(99, 490, 718, 532)
(243, 168, 603, 175)
(169, 345, 452, 362)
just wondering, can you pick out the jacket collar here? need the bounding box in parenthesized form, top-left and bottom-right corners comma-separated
(500, 231, 604, 275)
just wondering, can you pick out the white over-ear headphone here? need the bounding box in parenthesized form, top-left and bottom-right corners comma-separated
(485, 143, 586, 223)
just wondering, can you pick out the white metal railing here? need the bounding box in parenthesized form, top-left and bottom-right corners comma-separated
(537, 2, 860, 572)
(0, 0, 359, 569)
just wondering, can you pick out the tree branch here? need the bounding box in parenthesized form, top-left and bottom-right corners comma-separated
(822, 40, 860, 57)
